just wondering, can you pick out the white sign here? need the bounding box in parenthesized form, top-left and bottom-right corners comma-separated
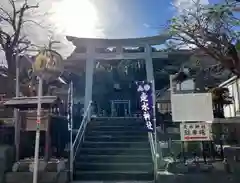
(159, 141, 168, 149)
(180, 122, 212, 141)
(171, 93, 214, 122)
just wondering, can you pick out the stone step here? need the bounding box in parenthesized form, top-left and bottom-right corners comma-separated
(84, 130, 147, 136)
(72, 181, 153, 183)
(73, 118, 154, 182)
(91, 117, 142, 122)
(81, 141, 150, 149)
(74, 171, 154, 181)
(78, 148, 151, 156)
(87, 126, 147, 132)
(75, 162, 153, 172)
(76, 155, 152, 163)
(88, 121, 145, 127)
(84, 135, 148, 142)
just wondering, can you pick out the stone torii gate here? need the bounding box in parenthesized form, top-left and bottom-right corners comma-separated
(65, 35, 170, 111)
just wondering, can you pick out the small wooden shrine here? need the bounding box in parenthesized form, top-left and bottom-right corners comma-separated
(4, 96, 66, 161)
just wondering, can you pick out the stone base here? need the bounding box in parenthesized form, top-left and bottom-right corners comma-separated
(5, 171, 68, 183)
(12, 159, 67, 172)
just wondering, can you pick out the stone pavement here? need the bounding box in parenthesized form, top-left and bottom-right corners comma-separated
(71, 175, 240, 183)
(72, 182, 153, 183)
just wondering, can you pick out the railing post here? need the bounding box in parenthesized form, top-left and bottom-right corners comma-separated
(69, 81, 74, 181)
(87, 101, 92, 121)
(71, 101, 92, 178)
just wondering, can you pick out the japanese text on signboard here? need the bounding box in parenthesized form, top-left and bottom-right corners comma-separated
(136, 81, 153, 131)
(180, 123, 211, 141)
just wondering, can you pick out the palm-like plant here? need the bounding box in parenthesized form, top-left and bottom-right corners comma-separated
(210, 87, 233, 118)
(209, 86, 233, 158)
(210, 87, 233, 105)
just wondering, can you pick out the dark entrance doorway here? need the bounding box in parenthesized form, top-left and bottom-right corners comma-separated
(111, 100, 131, 117)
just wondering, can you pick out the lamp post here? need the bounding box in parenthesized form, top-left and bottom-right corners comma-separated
(32, 76, 43, 183)
(32, 49, 63, 183)
(14, 50, 20, 161)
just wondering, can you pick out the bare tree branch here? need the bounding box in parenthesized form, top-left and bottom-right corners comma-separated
(168, 1, 240, 76)
(0, 0, 43, 96)
(11, 1, 39, 48)
(0, 6, 13, 24)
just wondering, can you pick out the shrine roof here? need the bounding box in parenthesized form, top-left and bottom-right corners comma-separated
(66, 35, 170, 47)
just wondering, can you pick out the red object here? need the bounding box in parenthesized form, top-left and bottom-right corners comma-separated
(36, 119, 41, 124)
(184, 136, 208, 140)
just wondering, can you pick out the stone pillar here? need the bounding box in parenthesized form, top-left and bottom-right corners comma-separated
(145, 44, 158, 163)
(116, 46, 122, 54)
(145, 44, 154, 82)
(84, 46, 95, 112)
(145, 44, 156, 116)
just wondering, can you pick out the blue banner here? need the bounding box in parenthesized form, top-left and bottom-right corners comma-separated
(136, 81, 154, 131)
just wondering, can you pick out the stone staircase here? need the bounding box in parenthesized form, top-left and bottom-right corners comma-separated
(73, 118, 154, 181)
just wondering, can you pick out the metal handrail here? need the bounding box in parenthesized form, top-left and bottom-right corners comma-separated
(148, 132, 156, 158)
(148, 132, 157, 182)
(69, 101, 92, 181)
(72, 101, 92, 160)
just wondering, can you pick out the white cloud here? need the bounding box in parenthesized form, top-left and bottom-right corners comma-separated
(143, 23, 150, 28)
(50, 0, 105, 38)
(173, 0, 209, 13)
(0, 0, 74, 64)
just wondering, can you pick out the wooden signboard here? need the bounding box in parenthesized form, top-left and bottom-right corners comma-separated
(180, 122, 212, 141)
(20, 110, 50, 131)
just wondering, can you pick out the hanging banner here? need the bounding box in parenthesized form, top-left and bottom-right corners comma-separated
(136, 81, 153, 131)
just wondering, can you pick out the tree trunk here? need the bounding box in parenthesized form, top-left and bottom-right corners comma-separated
(5, 74, 15, 97)
(5, 50, 16, 97)
(221, 58, 240, 76)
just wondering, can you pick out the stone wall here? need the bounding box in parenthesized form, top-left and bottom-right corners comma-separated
(158, 173, 240, 183)
(5, 172, 68, 183)
(0, 146, 15, 183)
(4, 159, 68, 183)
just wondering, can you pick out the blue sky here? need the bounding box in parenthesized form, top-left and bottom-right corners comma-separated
(0, 0, 227, 60)
(52, 0, 221, 39)
(84, 0, 220, 38)
(93, 0, 175, 38)
(45, 0, 225, 56)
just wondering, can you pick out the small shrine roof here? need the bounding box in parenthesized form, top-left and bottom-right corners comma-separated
(4, 96, 58, 110)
